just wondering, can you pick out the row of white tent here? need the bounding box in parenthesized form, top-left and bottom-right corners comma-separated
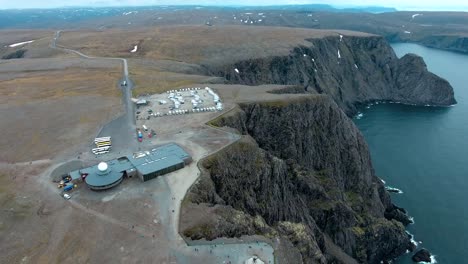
(150, 112, 163, 117)
(205, 87, 220, 103)
(166, 87, 202, 94)
(166, 107, 218, 116)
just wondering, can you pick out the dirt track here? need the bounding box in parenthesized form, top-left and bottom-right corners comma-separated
(0, 29, 304, 264)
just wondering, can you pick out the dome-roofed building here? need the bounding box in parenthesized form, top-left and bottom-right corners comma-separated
(69, 143, 191, 191)
(82, 159, 132, 190)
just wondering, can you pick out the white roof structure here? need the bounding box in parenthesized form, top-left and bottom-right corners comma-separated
(245, 256, 265, 264)
(98, 162, 108, 172)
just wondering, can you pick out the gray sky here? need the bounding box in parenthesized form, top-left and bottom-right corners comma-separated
(0, 0, 466, 10)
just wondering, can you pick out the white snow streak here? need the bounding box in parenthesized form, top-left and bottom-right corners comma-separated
(123, 11, 138, 16)
(8, 40, 35, 47)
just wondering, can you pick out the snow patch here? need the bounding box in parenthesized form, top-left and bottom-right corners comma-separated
(130, 45, 138, 53)
(123, 11, 138, 16)
(234, 68, 239, 74)
(9, 40, 35, 47)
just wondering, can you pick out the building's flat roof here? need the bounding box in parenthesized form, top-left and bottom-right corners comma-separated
(136, 154, 184, 175)
(70, 143, 191, 188)
(126, 143, 189, 175)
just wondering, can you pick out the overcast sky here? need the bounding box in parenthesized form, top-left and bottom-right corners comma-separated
(0, 0, 466, 11)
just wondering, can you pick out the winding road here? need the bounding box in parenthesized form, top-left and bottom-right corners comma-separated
(48, 31, 276, 263)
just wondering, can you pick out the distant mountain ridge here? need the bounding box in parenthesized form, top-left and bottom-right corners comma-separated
(0, 5, 396, 29)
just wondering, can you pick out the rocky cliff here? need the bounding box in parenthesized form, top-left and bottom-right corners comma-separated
(180, 34, 455, 263)
(183, 96, 414, 263)
(413, 35, 468, 54)
(206, 35, 456, 115)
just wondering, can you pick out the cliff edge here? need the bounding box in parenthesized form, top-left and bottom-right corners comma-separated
(177, 28, 454, 263)
(207, 35, 456, 115)
(182, 96, 413, 263)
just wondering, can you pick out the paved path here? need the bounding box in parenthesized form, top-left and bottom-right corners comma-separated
(51, 31, 137, 153)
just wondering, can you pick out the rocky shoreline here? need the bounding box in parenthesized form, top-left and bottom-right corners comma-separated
(181, 35, 454, 263)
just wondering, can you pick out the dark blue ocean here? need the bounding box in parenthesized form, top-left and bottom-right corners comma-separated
(354, 43, 468, 263)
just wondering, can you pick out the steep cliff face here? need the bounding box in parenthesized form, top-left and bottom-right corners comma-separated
(184, 96, 412, 263)
(206, 35, 456, 115)
(389, 34, 468, 55)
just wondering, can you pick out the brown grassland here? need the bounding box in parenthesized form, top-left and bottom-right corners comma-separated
(58, 26, 368, 64)
(128, 60, 218, 95)
(0, 68, 122, 162)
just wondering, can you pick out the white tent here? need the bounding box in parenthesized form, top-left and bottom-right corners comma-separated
(245, 256, 265, 264)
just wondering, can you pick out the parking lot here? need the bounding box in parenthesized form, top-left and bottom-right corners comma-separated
(136, 87, 223, 121)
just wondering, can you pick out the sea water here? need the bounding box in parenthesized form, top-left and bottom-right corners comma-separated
(354, 43, 468, 263)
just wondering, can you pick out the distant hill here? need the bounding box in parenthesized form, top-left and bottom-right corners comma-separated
(236, 4, 397, 13)
(0, 4, 396, 29)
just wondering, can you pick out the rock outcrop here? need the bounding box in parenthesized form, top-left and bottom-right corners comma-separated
(206, 35, 456, 115)
(184, 96, 413, 263)
(412, 248, 432, 263)
(181, 34, 453, 263)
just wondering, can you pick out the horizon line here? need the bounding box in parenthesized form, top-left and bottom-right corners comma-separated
(0, 4, 467, 12)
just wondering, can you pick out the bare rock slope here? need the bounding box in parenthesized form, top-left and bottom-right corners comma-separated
(208, 34, 456, 115)
(179, 28, 456, 263)
(184, 96, 413, 263)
